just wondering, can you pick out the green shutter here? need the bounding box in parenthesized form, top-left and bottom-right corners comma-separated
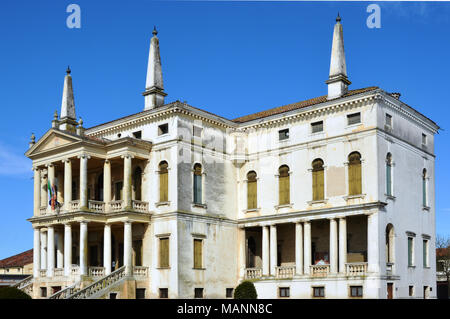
(386, 164, 392, 196)
(408, 238, 413, 267)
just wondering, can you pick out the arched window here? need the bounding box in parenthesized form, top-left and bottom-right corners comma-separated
(348, 152, 362, 195)
(278, 165, 290, 205)
(312, 159, 324, 201)
(386, 153, 392, 196)
(385, 224, 395, 263)
(422, 168, 427, 206)
(247, 171, 257, 209)
(159, 161, 168, 202)
(193, 164, 202, 204)
(133, 167, 142, 201)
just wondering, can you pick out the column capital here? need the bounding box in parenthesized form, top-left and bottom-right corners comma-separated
(104, 159, 111, 164)
(45, 163, 54, 168)
(62, 158, 72, 164)
(121, 153, 134, 160)
(327, 217, 337, 221)
(77, 153, 91, 160)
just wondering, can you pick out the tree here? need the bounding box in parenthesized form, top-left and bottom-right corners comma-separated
(0, 287, 32, 299)
(436, 234, 450, 299)
(234, 281, 257, 299)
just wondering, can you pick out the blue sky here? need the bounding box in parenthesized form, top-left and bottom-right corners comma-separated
(0, 1, 449, 259)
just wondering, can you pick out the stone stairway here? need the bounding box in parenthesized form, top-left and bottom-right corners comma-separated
(13, 275, 33, 296)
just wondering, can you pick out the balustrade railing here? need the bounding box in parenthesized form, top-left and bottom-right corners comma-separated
(132, 200, 149, 213)
(69, 266, 126, 299)
(71, 265, 80, 276)
(49, 282, 80, 299)
(13, 275, 33, 290)
(39, 269, 47, 277)
(345, 262, 368, 276)
(39, 206, 48, 215)
(275, 265, 296, 278)
(110, 200, 124, 212)
(88, 200, 105, 213)
(310, 264, 330, 277)
(54, 268, 64, 277)
(245, 268, 262, 279)
(133, 266, 149, 278)
(89, 266, 105, 278)
(69, 200, 80, 212)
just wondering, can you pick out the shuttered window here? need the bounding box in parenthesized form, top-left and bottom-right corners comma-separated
(247, 171, 257, 209)
(312, 159, 324, 201)
(423, 240, 428, 267)
(422, 169, 427, 206)
(193, 164, 202, 204)
(278, 165, 290, 205)
(193, 239, 203, 269)
(386, 153, 392, 196)
(159, 161, 168, 202)
(159, 237, 169, 268)
(348, 152, 362, 195)
(408, 237, 413, 267)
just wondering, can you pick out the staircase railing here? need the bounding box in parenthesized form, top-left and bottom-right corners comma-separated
(12, 275, 33, 296)
(48, 282, 80, 299)
(68, 266, 126, 299)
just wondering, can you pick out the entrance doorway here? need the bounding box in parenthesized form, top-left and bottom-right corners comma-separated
(387, 283, 393, 299)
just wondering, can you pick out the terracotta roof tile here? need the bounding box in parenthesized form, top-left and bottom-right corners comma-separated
(232, 86, 379, 123)
(0, 250, 33, 268)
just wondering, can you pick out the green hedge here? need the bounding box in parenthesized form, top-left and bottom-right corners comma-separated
(0, 286, 32, 299)
(234, 281, 257, 299)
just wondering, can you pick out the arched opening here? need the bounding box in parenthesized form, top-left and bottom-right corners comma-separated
(312, 159, 324, 201)
(193, 163, 202, 204)
(348, 152, 362, 195)
(385, 223, 395, 264)
(247, 171, 257, 209)
(159, 161, 168, 202)
(386, 153, 392, 196)
(422, 168, 427, 206)
(278, 165, 290, 205)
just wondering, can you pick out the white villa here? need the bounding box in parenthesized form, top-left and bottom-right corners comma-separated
(19, 16, 438, 299)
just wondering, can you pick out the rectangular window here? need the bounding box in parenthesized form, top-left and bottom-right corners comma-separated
(194, 288, 204, 299)
(347, 112, 361, 125)
(193, 239, 203, 269)
(409, 286, 414, 297)
(350, 286, 363, 297)
(226, 288, 234, 298)
(158, 123, 169, 136)
(422, 133, 427, 145)
(159, 288, 168, 299)
(311, 121, 324, 133)
(279, 287, 290, 298)
(193, 174, 202, 204)
(132, 131, 142, 139)
(109, 293, 117, 299)
(313, 287, 325, 298)
(408, 237, 414, 267)
(159, 237, 169, 268)
(385, 113, 392, 127)
(423, 240, 429, 268)
(193, 126, 203, 138)
(278, 129, 289, 141)
(40, 287, 47, 298)
(136, 288, 146, 299)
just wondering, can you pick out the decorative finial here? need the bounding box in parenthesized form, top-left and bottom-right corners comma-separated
(54, 110, 58, 120)
(66, 65, 71, 75)
(153, 26, 158, 36)
(336, 13, 341, 22)
(78, 117, 83, 127)
(31, 133, 35, 144)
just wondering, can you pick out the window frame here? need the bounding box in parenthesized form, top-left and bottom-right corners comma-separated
(278, 128, 290, 141)
(312, 286, 325, 298)
(279, 287, 290, 298)
(193, 238, 204, 269)
(348, 152, 362, 196)
(194, 288, 204, 299)
(312, 159, 325, 201)
(246, 171, 258, 210)
(349, 286, 363, 298)
(407, 236, 414, 267)
(159, 288, 169, 299)
(158, 237, 170, 269)
(347, 112, 361, 126)
(193, 163, 203, 205)
(278, 165, 290, 205)
(158, 123, 169, 136)
(311, 120, 324, 134)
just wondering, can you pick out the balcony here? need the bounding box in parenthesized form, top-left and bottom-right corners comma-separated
(245, 268, 262, 279)
(275, 265, 296, 278)
(345, 262, 368, 276)
(63, 199, 149, 214)
(310, 264, 330, 277)
(88, 267, 105, 278)
(133, 266, 149, 278)
(88, 200, 105, 213)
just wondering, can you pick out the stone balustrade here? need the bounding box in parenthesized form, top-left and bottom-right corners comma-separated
(88, 200, 105, 213)
(39, 269, 47, 277)
(39, 206, 48, 215)
(310, 264, 330, 277)
(69, 200, 80, 212)
(110, 200, 124, 212)
(88, 266, 105, 278)
(54, 268, 64, 277)
(345, 262, 368, 276)
(71, 265, 80, 276)
(275, 265, 296, 278)
(132, 200, 149, 213)
(245, 268, 262, 279)
(133, 266, 149, 277)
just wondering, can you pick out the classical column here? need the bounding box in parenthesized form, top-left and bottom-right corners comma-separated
(79, 154, 90, 209)
(238, 227, 246, 278)
(104, 160, 111, 212)
(47, 164, 55, 210)
(124, 221, 132, 275)
(64, 224, 72, 276)
(262, 225, 270, 276)
(41, 174, 47, 208)
(47, 226, 55, 277)
(329, 218, 338, 274)
(79, 221, 88, 275)
(33, 227, 41, 277)
(367, 213, 379, 273)
(33, 168, 41, 216)
(269, 224, 277, 276)
(122, 154, 133, 209)
(303, 221, 311, 275)
(40, 230, 47, 270)
(339, 217, 347, 273)
(295, 222, 303, 275)
(104, 223, 112, 275)
(63, 159, 72, 211)
(56, 231, 64, 269)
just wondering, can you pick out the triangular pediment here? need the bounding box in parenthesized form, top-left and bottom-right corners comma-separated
(26, 129, 83, 157)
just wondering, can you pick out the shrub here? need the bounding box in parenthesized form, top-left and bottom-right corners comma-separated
(234, 281, 257, 299)
(0, 286, 32, 299)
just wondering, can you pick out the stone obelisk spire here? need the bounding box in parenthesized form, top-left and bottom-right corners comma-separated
(59, 66, 78, 132)
(143, 27, 167, 110)
(326, 14, 351, 100)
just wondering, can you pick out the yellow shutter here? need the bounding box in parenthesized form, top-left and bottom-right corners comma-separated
(312, 169, 324, 201)
(279, 176, 290, 205)
(159, 238, 169, 268)
(194, 239, 202, 269)
(247, 181, 257, 209)
(160, 172, 168, 202)
(348, 154, 362, 195)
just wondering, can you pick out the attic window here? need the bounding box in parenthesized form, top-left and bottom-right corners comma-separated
(133, 131, 142, 139)
(311, 121, 324, 133)
(193, 126, 203, 138)
(347, 112, 361, 126)
(158, 123, 169, 136)
(279, 129, 289, 141)
(422, 133, 427, 146)
(385, 114, 392, 127)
